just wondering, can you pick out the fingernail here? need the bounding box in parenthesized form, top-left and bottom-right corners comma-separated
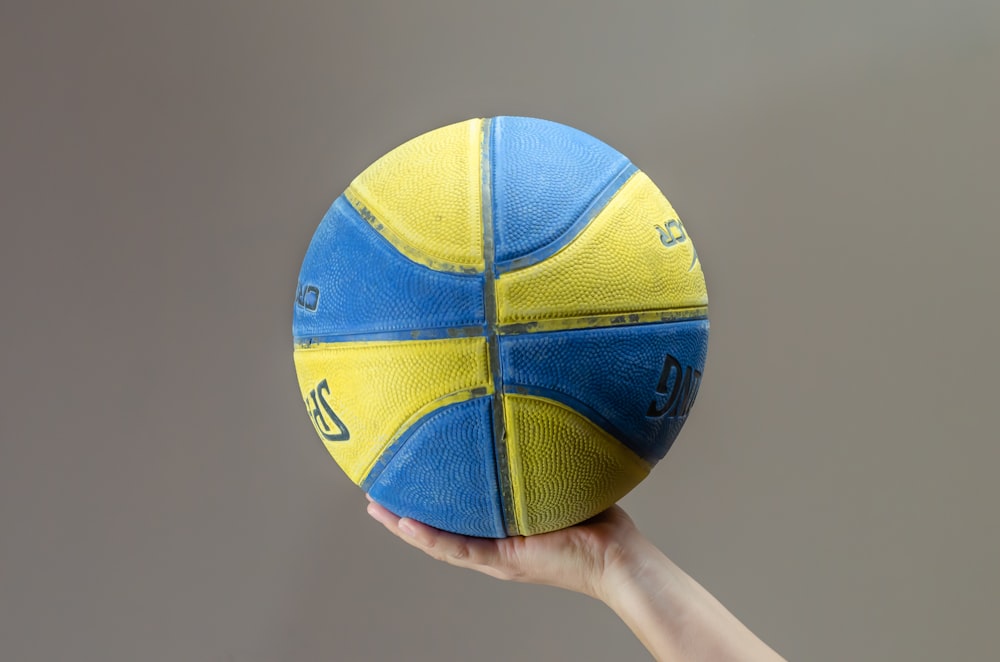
(365, 493, 374, 503)
(398, 520, 417, 537)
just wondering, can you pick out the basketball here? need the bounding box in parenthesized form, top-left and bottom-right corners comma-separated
(293, 117, 708, 538)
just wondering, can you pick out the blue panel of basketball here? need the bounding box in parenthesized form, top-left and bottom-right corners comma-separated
(498, 320, 710, 464)
(491, 117, 633, 265)
(293, 196, 485, 341)
(365, 397, 505, 538)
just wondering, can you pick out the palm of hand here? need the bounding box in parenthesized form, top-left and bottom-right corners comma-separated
(366, 498, 638, 600)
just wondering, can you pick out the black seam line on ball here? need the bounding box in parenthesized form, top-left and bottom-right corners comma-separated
(481, 117, 519, 537)
(496, 308, 709, 336)
(482, 117, 518, 535)
(291, 325, 488, 346)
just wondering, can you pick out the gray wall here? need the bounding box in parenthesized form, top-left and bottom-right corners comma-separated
(2, 2, 998, 660)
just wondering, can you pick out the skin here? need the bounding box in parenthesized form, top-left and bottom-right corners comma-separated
(366, 498, 785, 662)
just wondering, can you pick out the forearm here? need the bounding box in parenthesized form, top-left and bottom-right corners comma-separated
(599, 536, 785, 662)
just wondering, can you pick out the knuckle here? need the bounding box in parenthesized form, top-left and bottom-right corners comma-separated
(448, 543, 471, 561)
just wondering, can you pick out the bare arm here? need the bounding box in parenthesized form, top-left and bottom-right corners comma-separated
(366, 499, 784, 661)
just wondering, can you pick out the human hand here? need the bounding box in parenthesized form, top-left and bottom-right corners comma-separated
(365, 496, 642, 602)
(366, 497, 786, 660)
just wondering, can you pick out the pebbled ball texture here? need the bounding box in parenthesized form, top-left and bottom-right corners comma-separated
(293, 117, 708, 537)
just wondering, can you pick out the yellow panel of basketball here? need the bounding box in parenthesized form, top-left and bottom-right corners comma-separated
(293, 337, 492, 484)
(496, 171, 707, 326)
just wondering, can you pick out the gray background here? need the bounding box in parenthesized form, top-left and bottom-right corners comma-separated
(2, 1, 998, 660)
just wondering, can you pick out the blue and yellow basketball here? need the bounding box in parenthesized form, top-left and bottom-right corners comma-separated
(293, 117, 708, 537)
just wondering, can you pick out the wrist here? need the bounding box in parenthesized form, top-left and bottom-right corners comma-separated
(595, 529, 680, 607)
(596, 536, 786, 661)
